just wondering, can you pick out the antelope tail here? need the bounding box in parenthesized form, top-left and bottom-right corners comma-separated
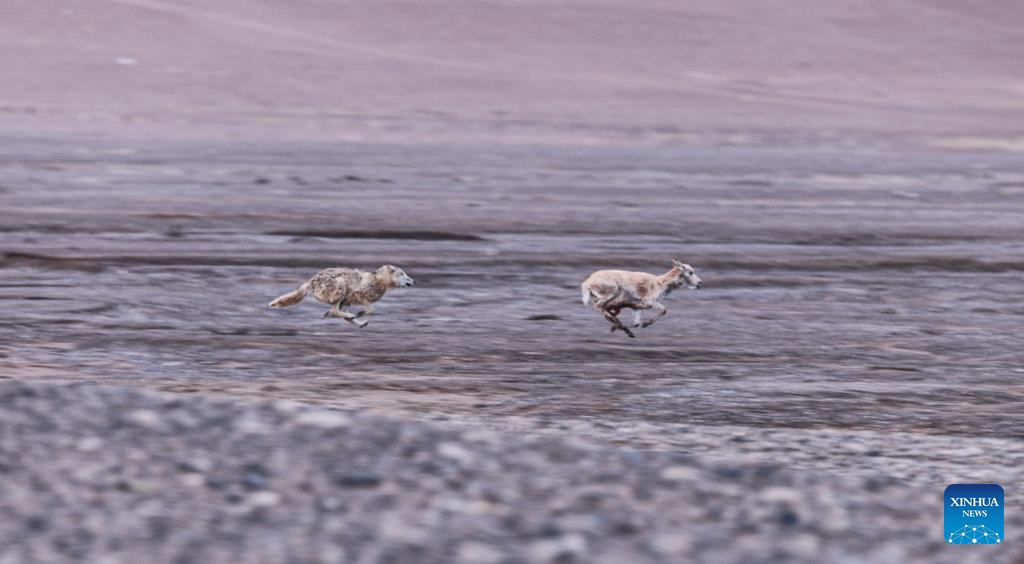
(581, 287, 592, 305)
(269, 282, 310, 308)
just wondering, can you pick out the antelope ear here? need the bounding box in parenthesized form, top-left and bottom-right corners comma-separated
(671, 259, 684, 267)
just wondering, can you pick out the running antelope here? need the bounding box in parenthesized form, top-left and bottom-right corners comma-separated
(581, 260, 701, 338)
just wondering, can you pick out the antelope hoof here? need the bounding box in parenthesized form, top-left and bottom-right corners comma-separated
(323, 311, 332, 318)
(623, 329, 636, 338)
(356, 319, 369, 328)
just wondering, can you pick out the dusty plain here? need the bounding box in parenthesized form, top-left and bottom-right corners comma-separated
(2, 0, 1023, 561)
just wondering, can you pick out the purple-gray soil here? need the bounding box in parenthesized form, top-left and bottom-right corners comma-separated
(2, 1, 1023, 561)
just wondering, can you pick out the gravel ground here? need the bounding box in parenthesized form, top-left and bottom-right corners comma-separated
(1, 380, 1018, 564)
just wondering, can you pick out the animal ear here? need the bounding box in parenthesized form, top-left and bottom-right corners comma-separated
(672, 259, 684, 267)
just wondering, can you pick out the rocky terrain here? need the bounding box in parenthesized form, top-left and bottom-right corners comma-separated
(2, 380, 1016, 564)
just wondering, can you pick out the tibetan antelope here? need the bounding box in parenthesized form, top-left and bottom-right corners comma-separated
(581, 260, 701, 338)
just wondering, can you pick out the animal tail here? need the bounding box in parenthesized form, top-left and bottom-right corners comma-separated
(269, 282, 309, 308)
(581, 286, 592, 305)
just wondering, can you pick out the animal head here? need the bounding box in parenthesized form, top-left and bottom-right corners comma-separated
(671, 260, 702, 289)
(379, 265, 415, 288)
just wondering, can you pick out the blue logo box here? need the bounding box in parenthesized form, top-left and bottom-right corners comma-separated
(945, 484, 1004, 545)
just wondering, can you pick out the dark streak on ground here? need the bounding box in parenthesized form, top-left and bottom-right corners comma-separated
(266, 230, 486, 241)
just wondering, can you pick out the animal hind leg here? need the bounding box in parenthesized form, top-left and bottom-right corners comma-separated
(345, 314, 369, 328)
(605, 306, 621, 332)
(601, 307, 635, 338)
(323, 301, 343, 318)
(339, 310, 369, 328)
(593, 291, 620, 311)
(355, 304, 375, 318)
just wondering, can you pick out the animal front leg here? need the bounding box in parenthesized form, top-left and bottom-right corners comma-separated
(601, 307, 635, 338)
(324, 302, 368, 327)
(632, 309, 644, 328)
(641, 303, 667, 328)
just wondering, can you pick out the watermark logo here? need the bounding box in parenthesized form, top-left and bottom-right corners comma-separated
(945, 484, 1004, 545)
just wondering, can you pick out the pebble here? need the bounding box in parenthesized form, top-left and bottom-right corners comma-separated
(333, 472, 381, 488)
(292, 411, 350, 429)
(659, 465, 700, 482)
(180, 473, 205, 488)
(456, 541, 505, 564)
(651, 533, 692, 554)
(526, 534, 588, 562)
(76, 437, 103, 452)
(124, 409, 160, 428)
(760, 486, 802, 504)
(246, 491, 282, 509)
(377, 514, 430, 544)
(438, 442, 476, 465)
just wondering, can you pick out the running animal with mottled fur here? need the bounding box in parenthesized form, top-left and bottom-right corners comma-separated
(581, 260, 701, 338)
(269, 265, 414, 327)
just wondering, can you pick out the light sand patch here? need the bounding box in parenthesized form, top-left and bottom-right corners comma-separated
(929, 136, 1024, 153)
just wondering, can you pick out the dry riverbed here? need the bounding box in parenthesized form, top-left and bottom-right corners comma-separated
(1, 133, 1023, 562)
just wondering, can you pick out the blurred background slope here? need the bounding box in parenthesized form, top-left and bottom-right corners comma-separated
(2, 0, 1023, 139)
